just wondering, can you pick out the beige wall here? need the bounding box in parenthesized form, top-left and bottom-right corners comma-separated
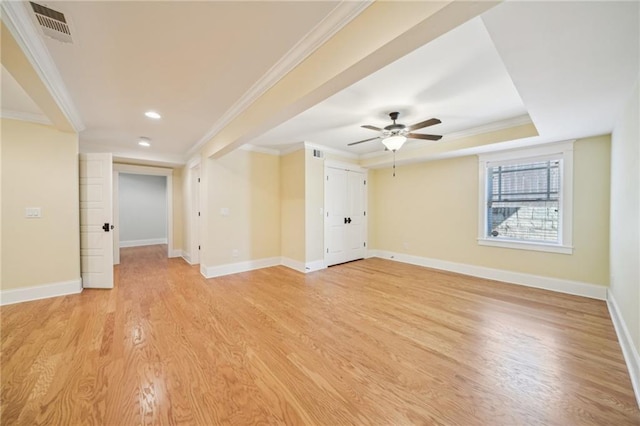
(280, 149, 305, 262)
(203, 149, 280, 266)
(1, 119, 80, 289)
(305, 148, 325, 263)
(610, 78, 640, 356)
(371, 135, 611, 285)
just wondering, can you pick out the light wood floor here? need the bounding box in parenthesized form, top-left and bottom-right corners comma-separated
(1, 245, 639, 425)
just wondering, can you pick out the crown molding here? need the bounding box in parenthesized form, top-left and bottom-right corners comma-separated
(280, 142, 306, 156)
(185, 0, 372, 159)
(443, 114, 533, 142)
(1, 109, 51, 125)
(1, 1, 85, 132)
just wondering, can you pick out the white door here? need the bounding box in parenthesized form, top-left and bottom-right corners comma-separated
(346, 171, 366, 261)
(80, 153, 114, 288)
(324, 166, 367, 266)
(325, 167, 348, 266)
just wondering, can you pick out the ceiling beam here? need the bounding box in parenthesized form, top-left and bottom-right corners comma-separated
(200, 0, 501, 160)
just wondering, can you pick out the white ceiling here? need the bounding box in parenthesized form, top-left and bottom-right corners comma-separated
(2, 1, 638, 164)
(250, 16, 528, 155)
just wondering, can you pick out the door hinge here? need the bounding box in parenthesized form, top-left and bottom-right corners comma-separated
(364, 242, 366, 247)
(198, 245, 201, 250)
(326, 248, 329, 253)
(326, 175, 329, 181)
(364, 180, 366, 185)
(198, 178, 201, 183)
(198, 212, 201, 216)
(364, 211, 366, 216)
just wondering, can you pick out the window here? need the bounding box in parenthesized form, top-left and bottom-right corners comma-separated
(478, 141, 574, 254)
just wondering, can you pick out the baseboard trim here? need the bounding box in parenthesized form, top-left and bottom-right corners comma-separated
(281, 257, 306, 273)
(120, 238, 167, 248)
(0, 278, 83, 306)
(607, 291, 640, 408)
(370, 250, 607, 300)
(201, 257, 281, 279)
(305, 259, 327, 273)
(169, 249, 182, 258)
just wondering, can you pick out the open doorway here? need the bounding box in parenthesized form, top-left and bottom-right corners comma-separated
(112, 164, 174, 264)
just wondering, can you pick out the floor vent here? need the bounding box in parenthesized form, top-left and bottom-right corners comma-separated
(30, 2, 73, 43)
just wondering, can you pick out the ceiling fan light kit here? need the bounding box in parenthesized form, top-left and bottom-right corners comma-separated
(382, 135, 407, 151)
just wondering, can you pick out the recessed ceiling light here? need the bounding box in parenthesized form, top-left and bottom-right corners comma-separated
(138, 137, 151, 147)
(144, 111, 161, 119)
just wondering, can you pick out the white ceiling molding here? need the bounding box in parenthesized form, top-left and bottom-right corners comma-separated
(1, 1, 85, 132)
(359, 115, 535, 161)
(442, 114, 533, 142)
(279, 142, 306, 156)
(184, 0, 373, 160)
(1, 108, 51, 125)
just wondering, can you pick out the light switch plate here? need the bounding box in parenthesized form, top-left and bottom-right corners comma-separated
(25, 207, 41, 218)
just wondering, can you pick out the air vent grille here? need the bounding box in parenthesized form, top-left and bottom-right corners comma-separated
(30, 2, 73, 43)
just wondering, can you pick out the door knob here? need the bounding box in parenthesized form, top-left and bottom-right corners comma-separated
(102, 223, 111, 232)
(347, 217, 352, 224)
(344, 217, 348, 224)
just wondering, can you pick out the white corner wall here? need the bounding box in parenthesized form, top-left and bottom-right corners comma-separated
(119, 173, 167, 247)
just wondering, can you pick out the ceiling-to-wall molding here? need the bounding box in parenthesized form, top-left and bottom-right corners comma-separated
(1, 109, 51, 125)
(185, 0, 373, 160)
(1, 1, 85, 132)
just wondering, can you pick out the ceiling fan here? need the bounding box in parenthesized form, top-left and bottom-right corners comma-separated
(348, 112, 442, 151)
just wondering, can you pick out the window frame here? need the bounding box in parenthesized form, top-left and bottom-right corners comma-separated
(477, 141, 574, 255)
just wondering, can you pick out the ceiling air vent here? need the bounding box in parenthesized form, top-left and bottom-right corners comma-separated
(30, 2, 73, 43)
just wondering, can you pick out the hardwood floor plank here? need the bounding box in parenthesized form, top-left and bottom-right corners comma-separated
(2, 245, 639, 425)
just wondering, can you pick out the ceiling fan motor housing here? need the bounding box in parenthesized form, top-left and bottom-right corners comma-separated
(384, 112, 407, 136)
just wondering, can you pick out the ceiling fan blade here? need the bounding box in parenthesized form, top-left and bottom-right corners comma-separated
(347, 136, 380, 146)
(361, 125, 382, 132)
(407, 118, 441, 131)
(407, 133, 443, 141)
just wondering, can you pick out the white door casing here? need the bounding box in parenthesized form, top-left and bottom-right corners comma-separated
(80, 153, 114, 288)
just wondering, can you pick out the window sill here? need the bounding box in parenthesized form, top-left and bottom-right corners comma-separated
(478, 238, 573, 255)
